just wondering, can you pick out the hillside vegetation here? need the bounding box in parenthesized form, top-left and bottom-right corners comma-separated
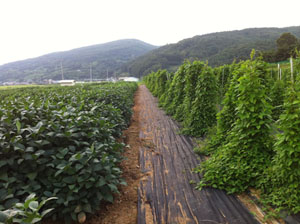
(1, 26, 299, 82)
(0, 39, 157, 83)
(123, 26, 300, 77)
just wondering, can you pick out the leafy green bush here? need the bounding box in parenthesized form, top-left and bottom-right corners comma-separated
(158, 72, 174, 108)
(180, 61, 202, 123)
(269, 79, 285, 121)
(0, 82, 137, 223)
(152, 70, 169, 98)
(196, 58, 274, 193)
(0, 193, 56, 224)
(201, 71, 240, 154)
(260, 86, 300, 214)
(143, 72, 156, 93)
(144, 51, 300, 215)
(145, 61, 218, 137)
(183, 64, 217, 136)
(164, 62, 188, 116)
(214, 64, 232, 105)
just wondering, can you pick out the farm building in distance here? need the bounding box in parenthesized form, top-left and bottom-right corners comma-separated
(57, 80, 76, 86)
(119, 77, 139, 82)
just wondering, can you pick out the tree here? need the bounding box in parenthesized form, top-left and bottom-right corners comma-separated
(276, 32, 299, 61)
(262, 32, 300, 62)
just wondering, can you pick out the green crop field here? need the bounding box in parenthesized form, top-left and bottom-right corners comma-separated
(0, 85, 43, 90)
(0, 82, 137, 223)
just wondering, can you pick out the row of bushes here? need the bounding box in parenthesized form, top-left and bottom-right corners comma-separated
(143, 52, 300, 215)
(0, 82, 137, 223)
(144, 61, 217, 137)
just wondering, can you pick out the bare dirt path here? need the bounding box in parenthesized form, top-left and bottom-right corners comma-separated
(86, 85, 143, 224)
(137, 85, 259, 224)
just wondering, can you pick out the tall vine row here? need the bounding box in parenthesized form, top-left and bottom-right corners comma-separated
(143, 52, 300, 215)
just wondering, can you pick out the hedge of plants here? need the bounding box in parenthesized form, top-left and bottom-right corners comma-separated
(145, 61, 217, 137)
(197, 57, 274, 193)
(143, 51, 300, 216)
(0, 82, 137, 223)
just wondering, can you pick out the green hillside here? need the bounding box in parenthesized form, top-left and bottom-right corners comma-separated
(0, 39, 157, 83)
(122, 26, 300, 77)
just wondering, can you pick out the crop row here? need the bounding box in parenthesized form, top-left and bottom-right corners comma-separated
(144, 51, 300, 215)
(0, 82, 137, 223)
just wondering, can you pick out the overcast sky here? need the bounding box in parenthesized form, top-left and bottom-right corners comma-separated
(0, 0, 299, 65)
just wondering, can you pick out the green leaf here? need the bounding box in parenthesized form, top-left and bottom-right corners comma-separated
(29, 201, 39, 211)
(90, 142, 95, 153)
(0, 211, 9, 222)
(4, 198, 19, 209)
(75, 163, 83, 171)
(108, 183, 118, 192)
(14, 143, 25, 151)
(97, 178, 106, 187)
(62, 176, 76, 184)
(41, 208, 55, 217)
(43, 191, 52, 197)
(27, 172, 37, 180)
(103, 193, 113, 203)
(83, 204, 92, 213)
(68, 184, 76, 190)
(31, 121, 44, 134)
(16, 120, 21, 133)
(74, 205, 82, 213)
(30, 217, 42, 223)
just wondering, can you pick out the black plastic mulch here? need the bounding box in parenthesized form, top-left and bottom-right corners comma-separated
(137, 85, 260, 224)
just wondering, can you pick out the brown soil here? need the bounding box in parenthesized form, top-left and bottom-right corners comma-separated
(136, 85, 259, 224)
(237, 190, 285, 224)
(86, 86, 143, 224)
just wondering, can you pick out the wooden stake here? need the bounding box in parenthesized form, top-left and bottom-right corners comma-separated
(290, 57, 294, 83)
(280, 68, 282, 80)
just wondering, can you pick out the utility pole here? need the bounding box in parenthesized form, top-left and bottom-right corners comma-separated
(106, 69, 108, 81)
(90, 64, 93, 82)
(290, 57, 294, 83)
(60, 61, 64, 80)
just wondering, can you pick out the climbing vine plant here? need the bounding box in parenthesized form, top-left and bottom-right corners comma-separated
(260, 82, 300, 214)
(196, 57, 274, 193)
(183, 63, 217, 136)
(143, 51, 300, 215)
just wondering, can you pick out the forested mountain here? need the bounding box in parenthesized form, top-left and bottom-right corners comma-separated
(121, 26, 300, 77)
(1, 27, 300, 82)
(0, 39, 157, 82)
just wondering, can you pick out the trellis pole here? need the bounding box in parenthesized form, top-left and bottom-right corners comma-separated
(290, 57, 294, 83)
